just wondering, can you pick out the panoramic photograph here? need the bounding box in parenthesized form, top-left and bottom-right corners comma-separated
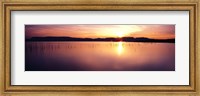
(25, 24, 175, 71)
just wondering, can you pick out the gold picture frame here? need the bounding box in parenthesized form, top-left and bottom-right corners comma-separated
(0, 0, 199, 95)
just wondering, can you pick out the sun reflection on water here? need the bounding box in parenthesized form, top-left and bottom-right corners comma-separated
(117, 42, 123, 55)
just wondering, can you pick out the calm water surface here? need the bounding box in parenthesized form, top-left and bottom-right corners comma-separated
(25, 42, 175, 71)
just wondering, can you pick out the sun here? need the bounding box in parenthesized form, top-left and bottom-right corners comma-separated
(116, 32, 124, 37)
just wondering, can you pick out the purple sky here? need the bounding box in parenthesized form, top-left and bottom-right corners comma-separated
(25, 25, 175, 39)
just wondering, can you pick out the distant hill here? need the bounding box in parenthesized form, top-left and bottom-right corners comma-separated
(26, 36, 175, 43)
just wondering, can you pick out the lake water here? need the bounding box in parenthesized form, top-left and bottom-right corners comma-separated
(25, 42, 175, 71)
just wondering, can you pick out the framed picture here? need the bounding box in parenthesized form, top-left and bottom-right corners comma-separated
(0, 0, 199, 95)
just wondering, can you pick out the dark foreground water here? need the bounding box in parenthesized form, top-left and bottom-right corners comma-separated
(25, 42, 175, 71)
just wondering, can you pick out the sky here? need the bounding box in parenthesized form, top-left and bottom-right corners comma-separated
(25, 25, 175, 39)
